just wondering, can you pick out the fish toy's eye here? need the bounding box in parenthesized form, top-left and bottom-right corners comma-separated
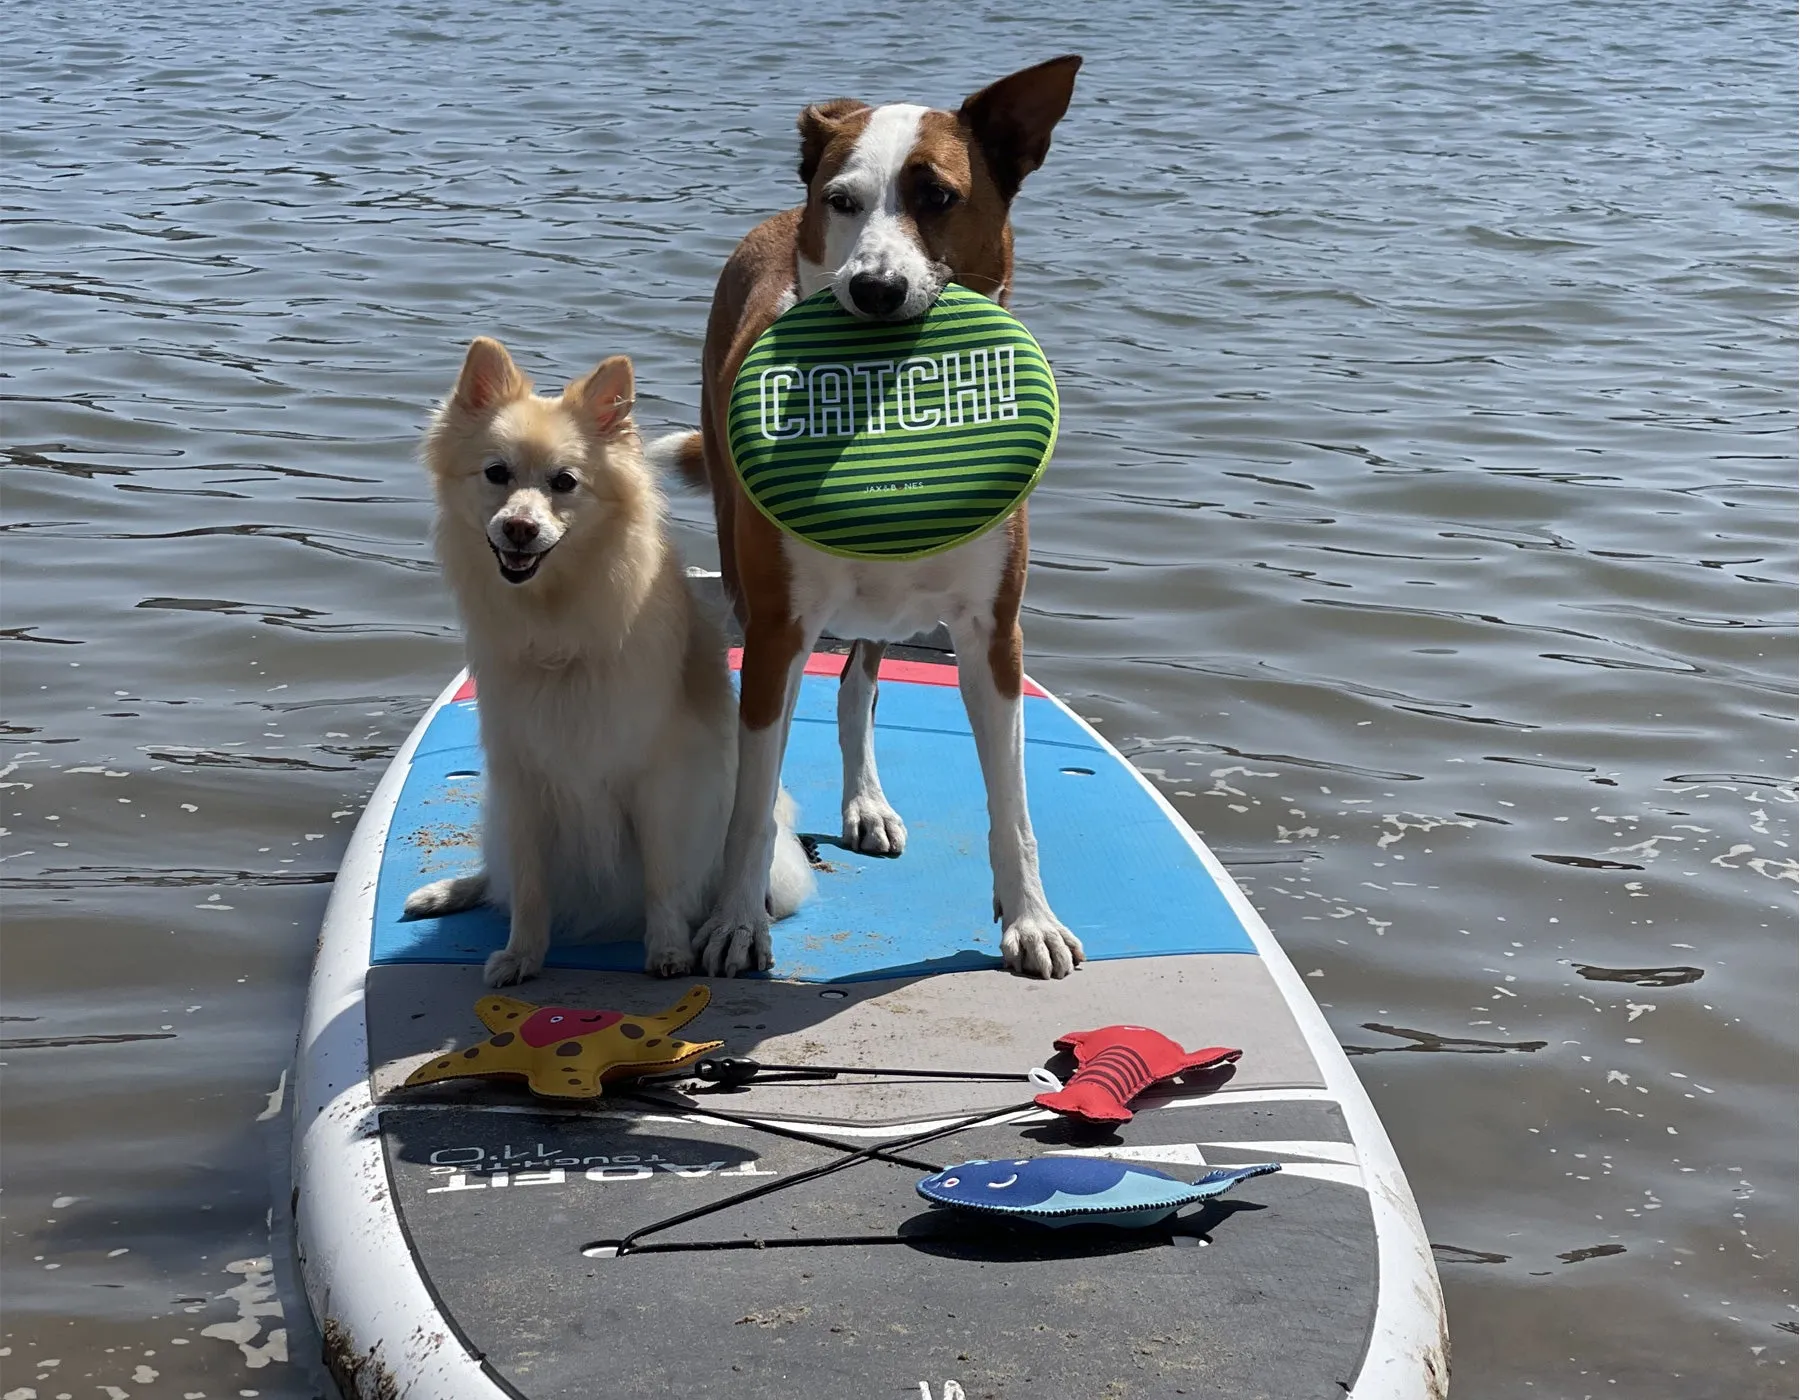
(549, 1015, 563, 1023)
(941, 1177, 959, 1188)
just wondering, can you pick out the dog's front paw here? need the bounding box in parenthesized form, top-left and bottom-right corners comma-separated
(842, 794, 907, 856)
(1000, 911, 1085, 980)
(692, 906, 773, 978)
(404, 872, 487, 919)
(642, 926, 695, 979)
(484, 945, 545, 988)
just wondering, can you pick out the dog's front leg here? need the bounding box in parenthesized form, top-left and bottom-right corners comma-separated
(948, 613, 1084, 980)
(636, 772, 701, 979)
(485, 794, 553, 988)
(694, 618, 811, 977)
(838, 639, 907, 855)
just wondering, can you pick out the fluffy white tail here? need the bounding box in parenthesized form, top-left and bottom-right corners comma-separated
(768, 787, 816, 919)
(644, 430, 706, 490)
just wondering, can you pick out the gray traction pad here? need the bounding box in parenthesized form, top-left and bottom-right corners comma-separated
(382, 1097, 1374, 1399)
(371, 956, 1373, 1396)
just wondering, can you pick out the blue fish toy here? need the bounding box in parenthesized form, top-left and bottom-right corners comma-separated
(916, 1156, 1281, 1229)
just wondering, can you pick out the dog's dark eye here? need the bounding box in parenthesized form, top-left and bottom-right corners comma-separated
(483, 462, 510, 485)
(825, 190, 858, 215)
(920, 183, 960, 213)
(549, 471, 578, 494)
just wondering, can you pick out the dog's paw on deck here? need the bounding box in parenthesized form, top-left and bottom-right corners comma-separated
(841, 795, 908, 856)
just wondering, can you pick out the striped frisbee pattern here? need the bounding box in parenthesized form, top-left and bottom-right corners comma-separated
(727, 284, 1058, 561)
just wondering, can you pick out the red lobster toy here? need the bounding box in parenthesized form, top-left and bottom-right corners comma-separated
(1035, 1025, 1241, 1125)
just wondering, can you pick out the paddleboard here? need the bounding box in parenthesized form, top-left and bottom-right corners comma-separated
(293, 605, 1448, 1398)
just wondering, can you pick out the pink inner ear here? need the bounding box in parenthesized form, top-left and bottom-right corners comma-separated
(583, 377, 633, 435)
(463, 371, 502, 413)
(589, 396, 628, 432)
(459, 353, 519, 414)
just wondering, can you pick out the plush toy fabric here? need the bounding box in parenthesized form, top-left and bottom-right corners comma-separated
(403, 986, 721, 1100)
(1034, 1025, 1241, 1124)
(917, 1157, 1279, 1228)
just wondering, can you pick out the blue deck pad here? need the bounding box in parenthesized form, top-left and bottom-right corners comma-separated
(373, 671, 1256, 982)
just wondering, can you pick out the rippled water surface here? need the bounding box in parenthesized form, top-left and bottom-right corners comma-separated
(3, 1, 1794, 1394)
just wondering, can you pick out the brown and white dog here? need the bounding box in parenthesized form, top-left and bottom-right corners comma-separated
(655, 56, 1085, 981)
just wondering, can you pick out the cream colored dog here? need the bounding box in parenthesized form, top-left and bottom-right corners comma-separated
(404, 338, 813, 987)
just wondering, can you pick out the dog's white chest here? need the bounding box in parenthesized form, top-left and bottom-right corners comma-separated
(781, 526, 1010, 642)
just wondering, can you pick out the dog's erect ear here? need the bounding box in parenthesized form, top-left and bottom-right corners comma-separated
(452, 337, 529, 415)
(566, 355, 635, 438)
(797, 98, 870, 186)
(958, 55, 1082, 203)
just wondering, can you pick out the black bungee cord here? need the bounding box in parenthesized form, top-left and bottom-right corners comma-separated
(582, 1090, 1042, 1258)
(616, 1085, 948, 1173)
(693, 1054, 1050, 1087)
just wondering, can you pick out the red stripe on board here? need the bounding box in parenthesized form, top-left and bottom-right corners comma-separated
(450, 655, 1048, 704)
(725, 648, 1048, 699)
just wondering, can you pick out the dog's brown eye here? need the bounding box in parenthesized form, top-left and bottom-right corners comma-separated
(920, 183, 959, 213)
(483, 462, 510, 485)
(549, 471, 578, 494)
(825, 190, 858, 215)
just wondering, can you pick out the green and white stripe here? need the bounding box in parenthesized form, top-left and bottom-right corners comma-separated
(727, 284, 1058, 561)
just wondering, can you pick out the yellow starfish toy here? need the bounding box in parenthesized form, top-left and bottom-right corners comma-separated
(403, 985, 722, 1100)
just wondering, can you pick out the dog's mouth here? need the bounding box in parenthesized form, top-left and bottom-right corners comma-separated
(490, 542, 553, 584)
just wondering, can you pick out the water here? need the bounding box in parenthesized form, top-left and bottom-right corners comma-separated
(3, 0, 1793, 1393)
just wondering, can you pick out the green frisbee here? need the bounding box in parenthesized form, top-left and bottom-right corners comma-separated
(727, 284, 1058, 561)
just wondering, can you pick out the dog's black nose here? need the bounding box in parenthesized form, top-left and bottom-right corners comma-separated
(848, 271, 908, 318)
(501, 516, 539, 546)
